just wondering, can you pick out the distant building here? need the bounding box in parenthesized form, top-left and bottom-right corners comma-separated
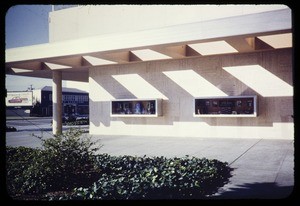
(31, 86, 89, 117)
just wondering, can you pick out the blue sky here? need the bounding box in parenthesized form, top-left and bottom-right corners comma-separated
(6, 5, 51, 48)
(5, 5, 65, 91)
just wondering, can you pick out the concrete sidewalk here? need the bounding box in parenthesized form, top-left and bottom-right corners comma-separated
(6, 131, 295, 199)
(94, 135, 295, 199)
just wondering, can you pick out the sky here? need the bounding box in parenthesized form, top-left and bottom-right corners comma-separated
(5, 5, 67, 91)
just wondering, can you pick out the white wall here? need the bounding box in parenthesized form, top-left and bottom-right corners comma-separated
(89, 48, 293, 139)
(49, 5, 288, 42)
(48, 5, 293, 139)
(49, 5, 289, 96)
(32, 89, 41, 104)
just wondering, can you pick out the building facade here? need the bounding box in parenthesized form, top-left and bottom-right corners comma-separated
(31, 86, 89, 117)
(88, 48, 293, 139)
(6, 5, 293, 138)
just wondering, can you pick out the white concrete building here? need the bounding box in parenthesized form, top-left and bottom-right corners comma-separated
(6, 5, 293, 138)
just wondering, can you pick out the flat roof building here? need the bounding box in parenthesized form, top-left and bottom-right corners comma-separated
(5, 5, 293, 138)
(31, 86, 89, 117)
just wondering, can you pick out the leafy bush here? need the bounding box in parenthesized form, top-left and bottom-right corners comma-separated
(71, 154, 232, 200)
(6, 128, 101, 198)
(6, 146, 42, 196)
(6, 130, 232, 200)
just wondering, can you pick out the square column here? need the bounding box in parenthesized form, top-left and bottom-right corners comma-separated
(52, 71, 62, 135)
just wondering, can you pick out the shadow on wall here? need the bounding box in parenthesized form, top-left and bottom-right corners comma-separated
(89, 49, 293, 128)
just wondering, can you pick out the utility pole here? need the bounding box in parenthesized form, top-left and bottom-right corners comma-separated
(28, 84, 34, 91)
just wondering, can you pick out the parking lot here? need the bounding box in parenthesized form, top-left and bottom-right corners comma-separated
(6, 117, 89, 148)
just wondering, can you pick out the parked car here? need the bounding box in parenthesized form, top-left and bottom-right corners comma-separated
(63, 113, 89, 124)
(74, 113, 89, 121)
(63, 113, 77, 122)
(6, 126, 17, 132)
(51, 113, 89, 125)
(8, 97, 23, 103)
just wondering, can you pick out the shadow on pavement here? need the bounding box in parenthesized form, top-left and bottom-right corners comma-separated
(213, 182, 294, 199)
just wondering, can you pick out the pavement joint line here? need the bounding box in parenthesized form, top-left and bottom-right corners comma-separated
(274, 141, 293, 183)
(228, 138, 263, 166)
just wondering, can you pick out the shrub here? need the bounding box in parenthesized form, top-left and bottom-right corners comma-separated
(6, 146, 42, 196)
(6, 130, 232, 200)
(41, 128, 101, 190)
(72, 154, 232, 200)
(6, 128, 101, 198)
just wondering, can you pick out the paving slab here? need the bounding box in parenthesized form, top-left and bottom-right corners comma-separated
(94, 135, 295, 199)
(6, 132, 295, 199)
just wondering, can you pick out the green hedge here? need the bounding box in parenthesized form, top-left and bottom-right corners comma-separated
(6, 146, 43, 196)
(6, 128, 101, 198)
(71, 154, 231, 200)
(6, 129, 232, 200)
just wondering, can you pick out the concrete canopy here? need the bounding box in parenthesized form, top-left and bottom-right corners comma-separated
(5, 8, 292, 82)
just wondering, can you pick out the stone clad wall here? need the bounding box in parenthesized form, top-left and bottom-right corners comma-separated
(89, 48, 293, 139)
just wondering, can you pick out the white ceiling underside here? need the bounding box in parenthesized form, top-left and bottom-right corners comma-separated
(5, 8, 292, 82)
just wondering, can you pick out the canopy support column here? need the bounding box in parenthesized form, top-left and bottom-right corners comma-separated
(52, 71, 62, 135)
